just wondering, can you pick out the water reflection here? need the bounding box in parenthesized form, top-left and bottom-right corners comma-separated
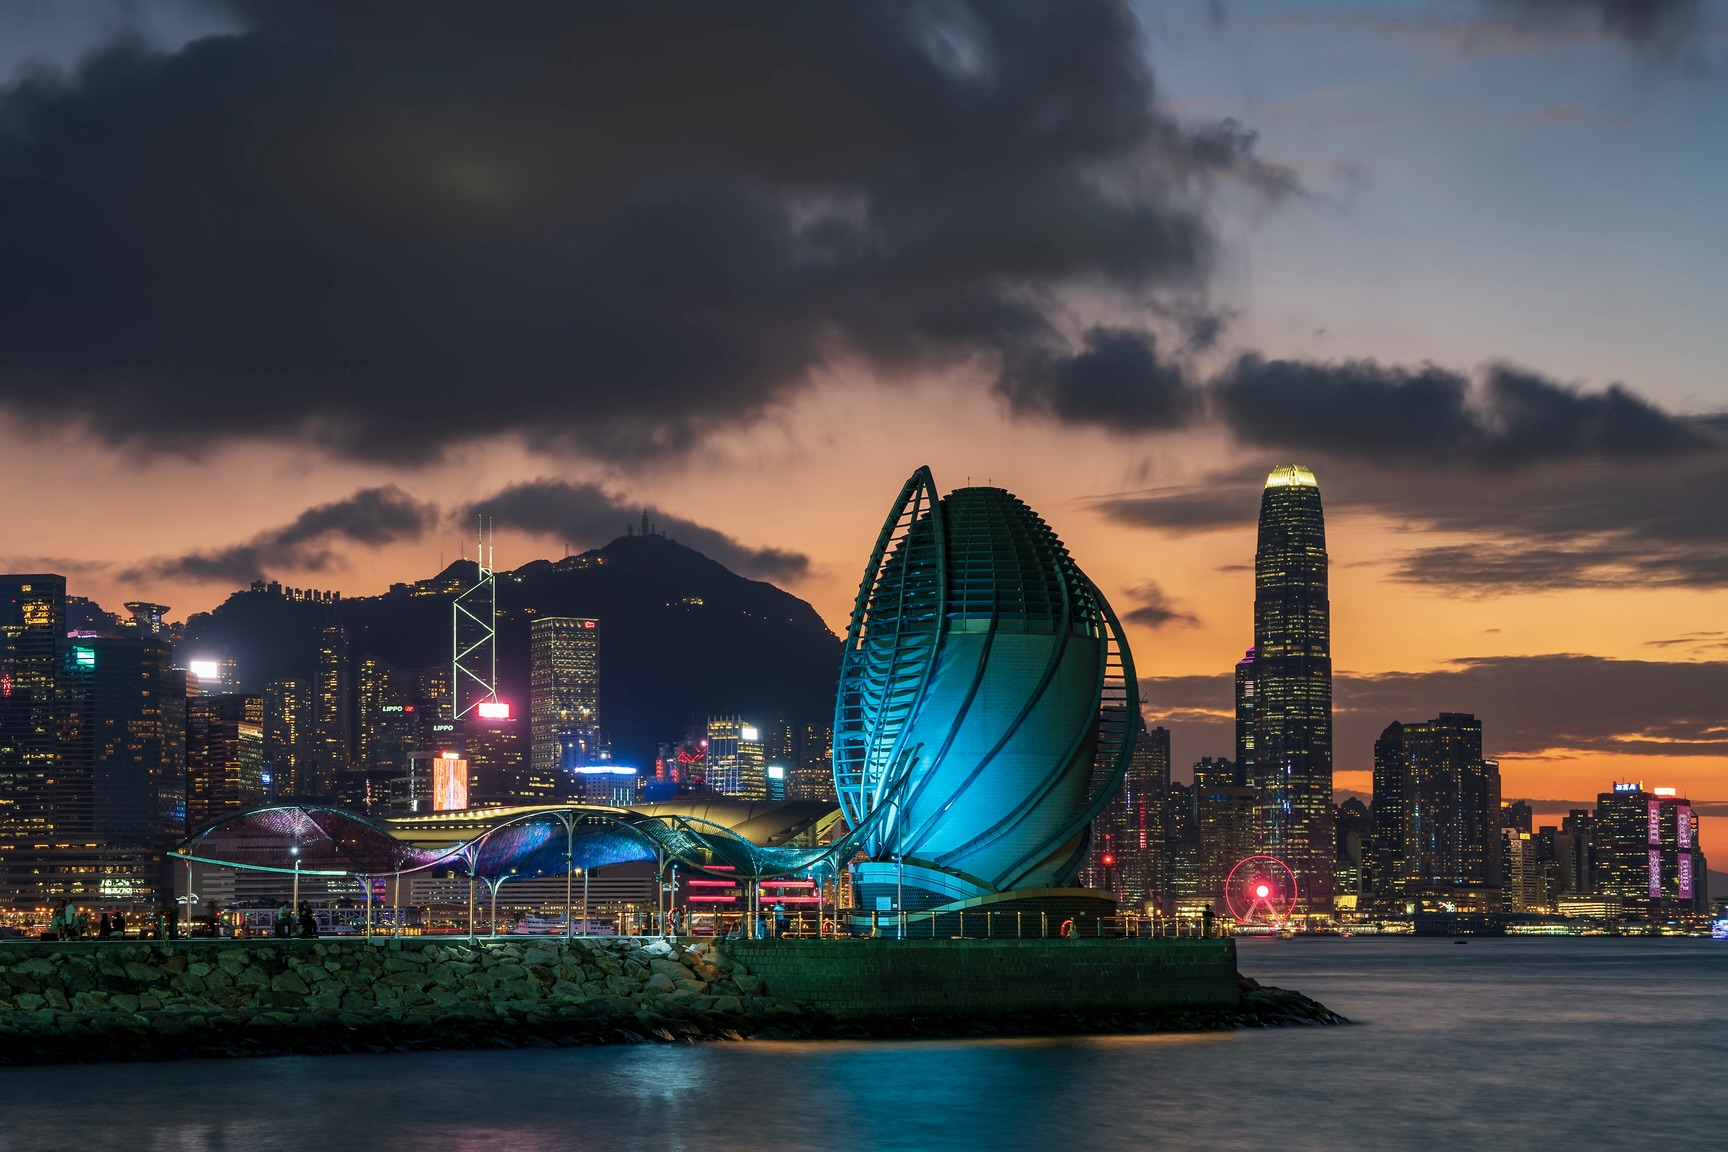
(0, 939, 1721, 1152)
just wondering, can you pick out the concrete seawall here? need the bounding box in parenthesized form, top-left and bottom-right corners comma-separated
(724, 938, 1239, 1018)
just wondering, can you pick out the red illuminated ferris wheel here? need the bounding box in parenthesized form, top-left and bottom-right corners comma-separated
(1224, 855, 1298, 926)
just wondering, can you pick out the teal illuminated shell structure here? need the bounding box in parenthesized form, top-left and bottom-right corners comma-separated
(834, 467, 1138, 908)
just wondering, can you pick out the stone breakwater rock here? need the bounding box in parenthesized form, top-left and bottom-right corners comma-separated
(0, 942, 1343, 1065)
(0, 937, 813, 1065)
(811, 974, 1346, 1042)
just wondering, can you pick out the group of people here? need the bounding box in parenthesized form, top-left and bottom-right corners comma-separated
(47, 903, 135, 940)
(272, 901, 320, 938)
(43, 901, 195, 941)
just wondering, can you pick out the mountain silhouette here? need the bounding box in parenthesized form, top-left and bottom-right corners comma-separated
(177, 533, 842, 767)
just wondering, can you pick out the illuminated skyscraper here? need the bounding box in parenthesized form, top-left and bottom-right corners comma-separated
(313, 623, 351, 794)
(529, 617, 600, 779)
(460, 712, 530, 807)
(1234, 649, 1256, 769)
(1594, 783, 1707, 915)
(792, 721, 835, 803)
(1193, 756, 1256, 908)
(703, 715, 767, 798)
(1089, 724, 1170, 908)
(0, 574, 68, 837)
(185, 693, 265, 830)
(1370, 712, 1500, 907)
(1246, 465, 1333, 915)
(264, 679, 309, 797)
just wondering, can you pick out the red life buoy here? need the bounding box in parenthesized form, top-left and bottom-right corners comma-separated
(1059, 918, 1075, 938)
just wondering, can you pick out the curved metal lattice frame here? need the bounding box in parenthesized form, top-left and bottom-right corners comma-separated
(831, 469, 1142, 892)
(180, 803, 859, 885)
(834, 465, 945, 847)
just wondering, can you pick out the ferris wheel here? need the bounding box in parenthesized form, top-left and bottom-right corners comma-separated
(1224, 854, 1298, 927)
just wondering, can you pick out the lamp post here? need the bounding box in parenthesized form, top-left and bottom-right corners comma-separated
(564, 815, 575, 941)
(290, 846, 301, 913)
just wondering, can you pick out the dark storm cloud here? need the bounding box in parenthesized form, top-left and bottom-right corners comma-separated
(1089, 353, 1727, 592)
(1486, 0, 1705, 45)
(1212, 357, 1709, 466)
(1121, 580, 1199, 628)
(125, 486, 437, 584)
(0, 0, 1289, 464)
(996, 327, 1196, 431)
(1142, 654, 1728, 773)
(468, 479, 810, 582)
(1094, 478, 1260, 536)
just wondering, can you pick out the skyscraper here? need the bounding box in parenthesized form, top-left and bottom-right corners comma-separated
(792, 721, 835, 803)
(1234, 649, 1256, 769)
(1246, 465, 1333, 915)
(1370, 712, 1500, 908)
(313, 623, 351, 795)
(0, 576, 182, 912)
(0, 574, 68, 838)
(185, 693, 265, 831)
(84, 635, 182, 842)
(1100, 725, 1171, 910)
(1193, 756, 1256, 909)
(529, 617, 600, 780)
(263, 679, 310, 797)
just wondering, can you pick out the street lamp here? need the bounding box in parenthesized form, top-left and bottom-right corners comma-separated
(290, 846, 301, 913)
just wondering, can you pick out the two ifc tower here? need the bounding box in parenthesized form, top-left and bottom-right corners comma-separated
(839, 464, 1331, 920)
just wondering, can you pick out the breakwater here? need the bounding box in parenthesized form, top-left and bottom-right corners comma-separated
(0, 936, 1339, 1065)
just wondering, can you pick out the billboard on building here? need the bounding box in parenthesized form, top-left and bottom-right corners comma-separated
(434, 753, 469, 812)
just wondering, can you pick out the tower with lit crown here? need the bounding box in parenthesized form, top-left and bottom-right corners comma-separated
(1246, 464, 1333, 915)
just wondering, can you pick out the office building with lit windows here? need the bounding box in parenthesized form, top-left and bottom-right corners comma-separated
(0, 574, 68, 838)
(185, 694, 265, 831)
(529, 616, 600, 779)
(263, 678, 310, 798)
(1087, 725, 1170, 909)
(1244, 465, 1334, 915)
(0, 576, 183, 915)
(313, 623, 351, 794)
(705, 715, 766, 798)
(1370, 713, 1500, 909)
(1594, 783, 1709, 916)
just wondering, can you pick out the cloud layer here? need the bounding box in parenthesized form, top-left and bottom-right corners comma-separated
(1487, 0, 1706, 45)
(0, 0, 1286, 465)
(1143, 653, 1728, 774)
(125, 480, 808, 586)
(123, 486, 437, 585)
(467, 480, 809, 582)
(1090, 353, 1726, 593)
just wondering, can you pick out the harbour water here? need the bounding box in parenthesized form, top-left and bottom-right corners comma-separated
(1, 937, 1720, 1151)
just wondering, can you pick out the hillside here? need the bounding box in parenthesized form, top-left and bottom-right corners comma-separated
(177, 533, 843, 767)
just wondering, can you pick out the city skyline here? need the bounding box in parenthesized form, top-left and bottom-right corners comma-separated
(0, 1, 1723, 848)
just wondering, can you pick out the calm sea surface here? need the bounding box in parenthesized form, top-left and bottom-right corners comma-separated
(1, 937, 1722, 1151)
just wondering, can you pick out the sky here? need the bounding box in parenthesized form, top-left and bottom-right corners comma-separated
(0, 0, 1724, 843)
